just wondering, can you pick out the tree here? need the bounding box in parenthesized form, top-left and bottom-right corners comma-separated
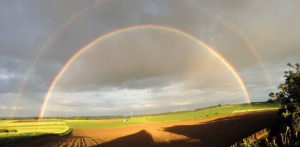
(269, 63, 300, 107)
(269, 63, 300, 145)
(237, 63, 300, 146)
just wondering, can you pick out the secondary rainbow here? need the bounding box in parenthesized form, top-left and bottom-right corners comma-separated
(187, 0, 274, 89)
(39, 24, 252, 119)
(11, 0, 108, 118)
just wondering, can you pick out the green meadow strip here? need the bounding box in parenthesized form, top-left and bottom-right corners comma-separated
(66, 103, 280, 129)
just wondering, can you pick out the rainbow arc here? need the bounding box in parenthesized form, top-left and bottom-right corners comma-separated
(39, 24, 252, 119)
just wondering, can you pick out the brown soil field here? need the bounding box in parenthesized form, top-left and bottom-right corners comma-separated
(5, 110, 280, 147)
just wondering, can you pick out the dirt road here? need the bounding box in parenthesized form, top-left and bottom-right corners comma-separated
(6, 110, 280, 147)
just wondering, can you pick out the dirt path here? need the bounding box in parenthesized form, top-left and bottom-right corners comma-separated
(5, 110, 280, 147)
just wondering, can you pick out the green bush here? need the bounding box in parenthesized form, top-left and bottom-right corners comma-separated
(0, 129, 17, 133)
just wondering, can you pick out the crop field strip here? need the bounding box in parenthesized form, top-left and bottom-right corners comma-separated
(0, 120, 71, 145)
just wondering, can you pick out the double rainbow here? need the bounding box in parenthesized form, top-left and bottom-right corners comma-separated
(12, 0, 269, 118)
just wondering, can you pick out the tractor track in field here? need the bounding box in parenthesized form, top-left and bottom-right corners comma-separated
(5, 110, 280, 147)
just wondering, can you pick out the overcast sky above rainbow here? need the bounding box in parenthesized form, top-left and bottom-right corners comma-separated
(1, 0, 299, 117)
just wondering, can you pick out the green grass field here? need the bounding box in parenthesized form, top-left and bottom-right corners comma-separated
(66, 103, 280, 129)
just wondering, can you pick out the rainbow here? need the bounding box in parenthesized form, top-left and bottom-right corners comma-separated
(13, 0, 262, 118)
(218, 21, 274, 89)
(187, 0, 274, 89)
(11, 0, 108, 118)
(39, 24, 251, 119)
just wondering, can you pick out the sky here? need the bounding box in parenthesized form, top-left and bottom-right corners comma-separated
(0, 0, 299, 117)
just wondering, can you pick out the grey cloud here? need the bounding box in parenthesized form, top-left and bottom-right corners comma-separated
(54, 29, 240, 92)
(0, 0, 299, 116)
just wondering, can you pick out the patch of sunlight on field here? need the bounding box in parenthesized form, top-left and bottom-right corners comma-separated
(0, 120, 70, 138)
(66, 119, 151, 129)
(232, 108, 279, 113)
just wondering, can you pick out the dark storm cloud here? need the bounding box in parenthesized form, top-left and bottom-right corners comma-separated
(0, 0, 299, 116)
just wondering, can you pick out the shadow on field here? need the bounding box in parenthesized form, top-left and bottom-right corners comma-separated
(94, 111, 280, 147)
